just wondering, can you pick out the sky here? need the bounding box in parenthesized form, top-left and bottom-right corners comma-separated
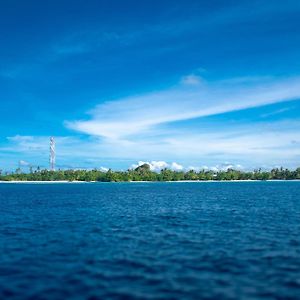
(1, 0, 300, 172)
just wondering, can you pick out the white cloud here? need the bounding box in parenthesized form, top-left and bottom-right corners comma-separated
(211, 163, 244, 171)
(18, 160, 30, 166)
(99, 166, 109, 172)
(260, 107, 292, 118)
(66, 76, 300, 140)
(4, 74, 300, 172)
(181, 74, 203, 86)
(3, 119, 300, 171)
(131, 161, 169, 172)
(170, 162, 184, 171)
(188, 166, 209, 172)
(130, 161, 243, 172)
(130, 161, 183, 172)
(187, 164, 243, 172)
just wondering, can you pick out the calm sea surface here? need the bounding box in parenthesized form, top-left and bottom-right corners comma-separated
(0, 182, 300, 299)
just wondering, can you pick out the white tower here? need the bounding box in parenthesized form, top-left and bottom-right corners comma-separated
(50, 137, 55, 171)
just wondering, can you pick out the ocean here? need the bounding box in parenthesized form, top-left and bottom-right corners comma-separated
(0, 182, 300, 299)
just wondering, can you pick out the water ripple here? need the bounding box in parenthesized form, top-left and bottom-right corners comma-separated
(0, 182, 300, 299)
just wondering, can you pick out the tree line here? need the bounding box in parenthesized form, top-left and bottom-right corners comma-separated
(0, 164, 300, 182)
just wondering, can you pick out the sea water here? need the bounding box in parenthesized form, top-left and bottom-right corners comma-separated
(0, 182, 300, 299)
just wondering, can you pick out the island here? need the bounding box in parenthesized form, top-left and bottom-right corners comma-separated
(1, 164, 300, 182)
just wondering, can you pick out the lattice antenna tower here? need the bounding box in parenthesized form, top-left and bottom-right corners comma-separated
(50, 137, 56, 171)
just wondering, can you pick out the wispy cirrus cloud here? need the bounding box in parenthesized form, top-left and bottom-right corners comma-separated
(260, 107, 293, 118)
(50, 1, 300, 57)
(2, 1, 299, 80)
(66, 76, 300, 139)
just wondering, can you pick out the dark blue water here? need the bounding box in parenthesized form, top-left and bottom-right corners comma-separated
(0, 182, 300, 299)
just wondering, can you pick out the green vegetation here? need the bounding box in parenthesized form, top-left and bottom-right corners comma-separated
(0, 164, 300, 182)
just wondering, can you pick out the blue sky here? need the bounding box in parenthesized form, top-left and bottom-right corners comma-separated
(1, 0, 300, 171)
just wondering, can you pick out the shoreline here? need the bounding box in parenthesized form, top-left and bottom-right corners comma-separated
(1, 179, 300, 184)
(0, 180, 87, 184)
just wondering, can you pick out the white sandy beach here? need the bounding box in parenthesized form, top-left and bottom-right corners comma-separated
(0, 180, 88, 184)
(1, 180, 300, 184)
